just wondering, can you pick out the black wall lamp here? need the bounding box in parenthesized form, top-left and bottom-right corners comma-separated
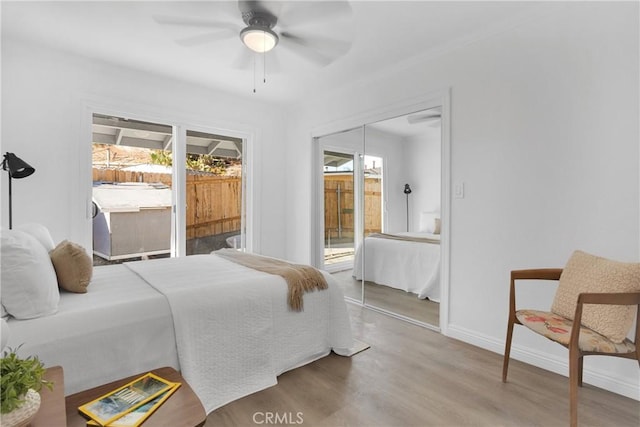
(404, 183, 412, 232)
(2, 152, 35, 229)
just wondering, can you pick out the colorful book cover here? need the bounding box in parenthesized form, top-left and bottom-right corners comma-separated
(85, 383, 180, 427)
(78, 372, 175, 426)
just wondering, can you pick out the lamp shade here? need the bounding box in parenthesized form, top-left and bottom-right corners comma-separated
(240, 26, 279, 53)
(3, 153, 35, 178)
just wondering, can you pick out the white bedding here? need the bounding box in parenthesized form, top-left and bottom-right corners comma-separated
(127, 254, 353, 412)
(5, 264, 179, 395)
(5, 254, 353, 413)
(353, 232, 441, 301)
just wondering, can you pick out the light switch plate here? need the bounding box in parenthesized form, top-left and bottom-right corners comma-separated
(454, 183, 464, 199)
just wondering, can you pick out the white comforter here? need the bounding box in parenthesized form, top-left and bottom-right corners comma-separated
(353, 232, 441, 301)
(126, 254, 353, 413)
(6, 254, 354, 413)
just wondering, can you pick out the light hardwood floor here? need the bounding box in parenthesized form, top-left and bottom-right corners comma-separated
(207, 304, 639, 426)
(331, 269, 439, 327)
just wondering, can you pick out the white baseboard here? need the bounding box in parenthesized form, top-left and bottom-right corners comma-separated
(446, 324, 640, 401)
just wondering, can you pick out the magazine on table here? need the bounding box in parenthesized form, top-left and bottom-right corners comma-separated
(85, 383, 181, 427)
(79, 372, 179, 426)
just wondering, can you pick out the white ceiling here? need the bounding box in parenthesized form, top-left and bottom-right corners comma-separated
(1, 1, 552, 105)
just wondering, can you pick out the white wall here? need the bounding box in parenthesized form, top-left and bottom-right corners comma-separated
(1, 38, 287, 258)
(285, 2, 639, 398)
(404, 126, 441, 232)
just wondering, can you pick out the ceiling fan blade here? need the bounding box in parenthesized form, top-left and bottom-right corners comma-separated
(264, 50, 282, 74)
(238, 1, 282, 18)
(279, 35, 333, 67)
(153, 14, 238, 31)
(281, 31, 350, 56)
(174, 30, 236, 47)
(230, 49, 282, 78)
(232, 48, 253, 69)
(407, 114, 441, 125)
(278, 1, 352, 29)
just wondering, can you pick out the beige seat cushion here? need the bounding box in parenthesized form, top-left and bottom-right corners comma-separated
(551, 250, 640, 343)
(516, 309, 636, 354)
(50, 240, 93, 293)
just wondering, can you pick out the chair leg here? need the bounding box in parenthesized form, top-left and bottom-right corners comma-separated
(569, 349, 580, 427)
(502, 316, 515, 382)
(578, 356, 583, 387)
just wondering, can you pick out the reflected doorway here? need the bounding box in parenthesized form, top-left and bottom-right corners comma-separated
(323, 150, 356, 269)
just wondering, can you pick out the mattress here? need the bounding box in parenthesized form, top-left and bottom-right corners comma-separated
(5, 264, 179, 395)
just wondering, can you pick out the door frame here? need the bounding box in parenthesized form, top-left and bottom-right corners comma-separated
(310, 88, 451, 334)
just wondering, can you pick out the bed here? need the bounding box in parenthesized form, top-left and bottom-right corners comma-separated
(353, 231, 441, 302)
(1, 226, 354, 414)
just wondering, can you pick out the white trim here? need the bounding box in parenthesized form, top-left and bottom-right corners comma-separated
(447, 324, 640, 401)
(173, 124, 186, 257)
(311, 136, 324, 269)
(439, 88, 452, 336)
(310, 88, 452, 332)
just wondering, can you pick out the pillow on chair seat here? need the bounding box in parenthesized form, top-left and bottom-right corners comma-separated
(551, 250, 640, 343)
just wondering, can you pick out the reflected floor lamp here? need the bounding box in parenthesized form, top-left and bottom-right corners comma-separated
(2, 152, 35, 229)
(404, 183, 412, 232)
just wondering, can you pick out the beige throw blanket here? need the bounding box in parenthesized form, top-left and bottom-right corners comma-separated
(214, 249, 328, 311)
(368, 233, 441, 245)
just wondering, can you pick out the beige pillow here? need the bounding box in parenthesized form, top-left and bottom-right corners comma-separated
(551, 250, 640, 343)
(50, 240, 93, 293)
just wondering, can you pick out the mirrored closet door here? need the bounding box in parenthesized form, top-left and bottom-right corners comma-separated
(316, 107, 442, 329)
(361, 109, 442, 327)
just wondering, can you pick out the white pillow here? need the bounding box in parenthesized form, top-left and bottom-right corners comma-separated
(0, 229, 59, 319)
(15, 223, 55, 252)
(419, 212, 440, 234)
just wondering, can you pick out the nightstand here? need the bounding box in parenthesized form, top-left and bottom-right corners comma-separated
(32, 366, 67, 426)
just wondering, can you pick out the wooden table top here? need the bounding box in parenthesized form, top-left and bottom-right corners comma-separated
(32, 366, 67, 427)
(65, 366, 206, 427)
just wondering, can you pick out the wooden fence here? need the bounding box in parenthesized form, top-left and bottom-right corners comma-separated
(324, 174, 381, 240)
(93, 168, 241, 239)
(93, 169, 381, 242)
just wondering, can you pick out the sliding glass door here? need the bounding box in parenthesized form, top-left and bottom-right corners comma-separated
(90, 114, 247, 265)
(91, 114, 174, 265)
(184, 129, 245, 255)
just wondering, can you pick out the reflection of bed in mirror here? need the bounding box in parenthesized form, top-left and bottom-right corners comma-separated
(353, 231, 440, 302)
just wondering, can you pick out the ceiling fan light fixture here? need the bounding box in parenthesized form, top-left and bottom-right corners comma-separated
(240, 26, 279, 53)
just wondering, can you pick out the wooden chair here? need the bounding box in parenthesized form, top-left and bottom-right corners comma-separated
(502, 257, 640, 427)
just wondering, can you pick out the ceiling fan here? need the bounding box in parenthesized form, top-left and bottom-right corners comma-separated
(407, 109, 442, 127)
(154, 1, 354, 69)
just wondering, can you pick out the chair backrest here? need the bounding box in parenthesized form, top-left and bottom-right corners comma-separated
(551, 250, 640, 343)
